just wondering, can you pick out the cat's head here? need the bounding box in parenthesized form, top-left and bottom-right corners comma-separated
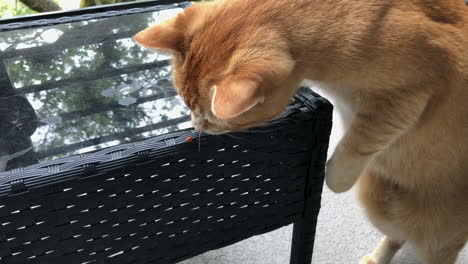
(134, 2, 301, 134)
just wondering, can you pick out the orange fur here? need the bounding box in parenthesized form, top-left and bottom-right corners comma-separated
(135, 0, 468, 262)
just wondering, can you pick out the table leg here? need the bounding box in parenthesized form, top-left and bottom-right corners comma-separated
(289, 211, 319, 264)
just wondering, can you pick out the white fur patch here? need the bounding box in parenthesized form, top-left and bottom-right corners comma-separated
(306, 80, 356, 129)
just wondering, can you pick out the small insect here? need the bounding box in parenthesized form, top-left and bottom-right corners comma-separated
(186, 136, 194, 142)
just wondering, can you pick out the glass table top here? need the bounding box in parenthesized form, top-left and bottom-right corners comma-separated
(0, 4, 191, 172)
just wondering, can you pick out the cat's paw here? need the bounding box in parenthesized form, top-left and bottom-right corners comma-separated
(359, 255, 377, 264)
(325, 146, 370, 193)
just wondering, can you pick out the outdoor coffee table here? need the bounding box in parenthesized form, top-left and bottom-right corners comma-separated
(0, 1, 333, 263)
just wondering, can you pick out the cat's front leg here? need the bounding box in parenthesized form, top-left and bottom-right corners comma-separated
(326, 144, 372, 193)
(325, 89, 431, 193)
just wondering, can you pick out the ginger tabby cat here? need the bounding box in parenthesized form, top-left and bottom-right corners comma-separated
(134, 0, 468, 263)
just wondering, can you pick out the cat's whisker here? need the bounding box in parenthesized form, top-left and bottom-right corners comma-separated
(197, 119, 205, 152)
(224, 133, 248, 141)
(198, 131, 201, 152)
(229, 130, 267, 134)
(231, 128, 281, 134)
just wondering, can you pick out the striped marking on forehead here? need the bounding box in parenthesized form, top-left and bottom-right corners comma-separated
(180, 83, 199, 109)
(179, 48, 207, 109)
(176, 16, 239, 111)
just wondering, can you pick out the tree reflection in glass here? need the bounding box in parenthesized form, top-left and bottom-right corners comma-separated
(0, 7, 190, 171)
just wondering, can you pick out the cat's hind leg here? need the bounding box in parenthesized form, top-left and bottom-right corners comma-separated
(359, 236, 405, 264)
(357, 170, 406, 264)
(410, 238, 466, 264)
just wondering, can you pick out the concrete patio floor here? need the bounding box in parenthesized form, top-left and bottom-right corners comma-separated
(182, 90, 468, 264)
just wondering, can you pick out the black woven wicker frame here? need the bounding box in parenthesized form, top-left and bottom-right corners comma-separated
(0, 2, 333, 263)
(0, 88, 332, 264)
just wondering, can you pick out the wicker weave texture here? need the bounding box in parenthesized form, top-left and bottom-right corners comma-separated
(0, 89, 331, 264)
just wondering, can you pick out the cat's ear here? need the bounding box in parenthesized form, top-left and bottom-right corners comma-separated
(211, 79, 264, 120)
(211, 50, 295, 120)
(133, 16, 185, 53)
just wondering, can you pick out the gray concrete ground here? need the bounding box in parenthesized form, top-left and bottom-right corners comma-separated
(182, 91, 468, 264)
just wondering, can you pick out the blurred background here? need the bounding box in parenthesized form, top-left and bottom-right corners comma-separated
(0, 0, 141, 18)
